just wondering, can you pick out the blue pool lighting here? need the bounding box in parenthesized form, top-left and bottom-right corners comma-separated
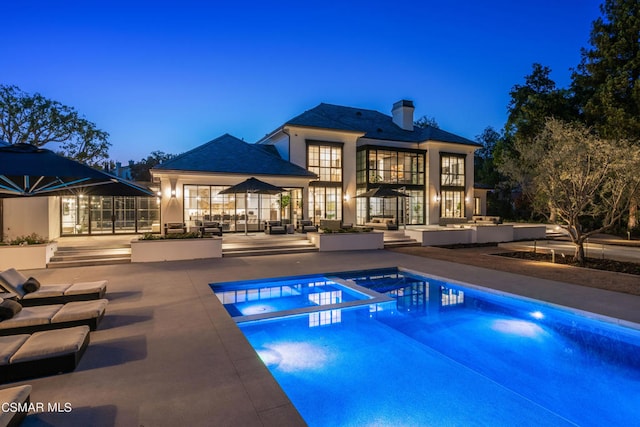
(212, 267, 640, 426)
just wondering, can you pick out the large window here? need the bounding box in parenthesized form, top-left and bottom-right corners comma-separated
(355, 147, 426, 225)
(440, 154, 466, 218)
(183, 184, 301, 232)
(60, 196, 158, 235)
(309, 186, 342, 223)
(359, 148, 424, 185)
(308, 144, 342, 182)
(441, 154, 465, 186)
(308, 142, 343, 223)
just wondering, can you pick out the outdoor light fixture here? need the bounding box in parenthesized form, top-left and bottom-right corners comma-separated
(344, 194, 351, 202)
(435, 194, 441, 202)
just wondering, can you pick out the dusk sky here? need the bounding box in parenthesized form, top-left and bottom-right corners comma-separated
(3, 0, 602, 163)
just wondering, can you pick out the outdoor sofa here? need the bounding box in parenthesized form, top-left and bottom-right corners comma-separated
(0, 268, 107, 306)
(365, 216, 398, 230)
(0, 384, 32, 426)
(265, 221, 287, 235)
(297, 220, 318, 233)
(196, 220, 223, 237)
(0, 299, 107, 336)
(0, 326, 90, 383)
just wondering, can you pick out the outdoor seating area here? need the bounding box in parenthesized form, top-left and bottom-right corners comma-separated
(0, 268, 107, 306)
(0, 299, 107, 336)
(196, 220, 223, 237)
(164, 222, 187, 234)
(365, 216, 398, 230)
(0, 326, 90, 383)
(264, 220, 287, 235)
(297, 220, 318, 233)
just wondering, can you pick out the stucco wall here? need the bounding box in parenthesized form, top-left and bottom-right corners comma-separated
(3, 197, 60, 241)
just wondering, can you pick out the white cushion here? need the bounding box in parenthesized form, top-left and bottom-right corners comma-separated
(10, 326, 89, 363)
(0, 269, 28, 297)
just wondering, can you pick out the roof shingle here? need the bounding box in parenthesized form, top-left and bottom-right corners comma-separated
(153, 134, 316, 177)
(285, 103, 480, 146)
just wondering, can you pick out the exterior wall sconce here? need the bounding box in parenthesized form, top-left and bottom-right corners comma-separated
(344, 194, 351, 202)
(171, 189, 176, 198)
(434, 194, 441, 203)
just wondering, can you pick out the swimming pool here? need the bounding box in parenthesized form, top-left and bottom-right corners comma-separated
(214, 268, 640, 426)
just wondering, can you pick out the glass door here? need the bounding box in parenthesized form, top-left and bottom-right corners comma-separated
(114, 197, 136, 233)
(90, 196, 114, 234)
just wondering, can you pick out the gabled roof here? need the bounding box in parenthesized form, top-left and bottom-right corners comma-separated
(283, 103, 480, 146)
(153, 134, 316, 177)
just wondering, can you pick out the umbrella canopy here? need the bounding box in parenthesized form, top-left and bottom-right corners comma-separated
(356, 187, 409, 199)
(218, 177, 285, 195)
(0, 143, 154, 197)
(218, 177, 285, 235)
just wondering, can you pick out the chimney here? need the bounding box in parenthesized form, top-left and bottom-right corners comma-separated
(392, 100, 414, 131)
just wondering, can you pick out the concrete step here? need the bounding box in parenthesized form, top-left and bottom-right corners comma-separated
(48, 244, 132, 268)
(47, 257, 131, 268)
(223, 246, 319, 257)
(384, 238, 420, 248)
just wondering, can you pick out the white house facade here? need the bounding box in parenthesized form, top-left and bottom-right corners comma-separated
(152, 100, 484, 232)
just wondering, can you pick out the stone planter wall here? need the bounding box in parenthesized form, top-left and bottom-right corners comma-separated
(405, 228, 473, 246)
(512, 225, 547, 241)
(0, 242, 58, 270)
(307, 232, 384, 252)
(471, 224, 514, 244)
(131, 238, 222, 262)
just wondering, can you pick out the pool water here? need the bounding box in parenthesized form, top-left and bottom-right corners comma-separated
(226, 268, 640, 426)
(211, 275, 370, 318)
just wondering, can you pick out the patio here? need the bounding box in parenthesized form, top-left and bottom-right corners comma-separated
(11, 248, 640, 426)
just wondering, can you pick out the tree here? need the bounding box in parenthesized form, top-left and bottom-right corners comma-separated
(129, 151, 176, 181)
(0, 85, 110, 166)
(505, 63, 577, 143)
(499, 64, 579, 220)
(571, 0, 640, 229)
(572, 0, 640, 140)
(504, 118, 640, 264)
(414, 115, 439, 129)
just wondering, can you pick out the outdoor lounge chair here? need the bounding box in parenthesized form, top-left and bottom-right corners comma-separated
(0, 268, 107, 306)
(0, 326, 89, 383)
(0, 299, 107, 336)
(0, 384, 32, 426)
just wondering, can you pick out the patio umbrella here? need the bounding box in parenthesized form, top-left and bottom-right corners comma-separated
(356, 186, 410, 227)
(218, 177, 285, 235)
(0, 143, 154, 197)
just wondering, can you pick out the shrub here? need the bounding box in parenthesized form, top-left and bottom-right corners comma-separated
(139, 232, 201, 240)
(5, 233, 49, 245)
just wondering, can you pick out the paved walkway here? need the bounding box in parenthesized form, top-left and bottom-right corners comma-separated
(11, 247, 640, 426)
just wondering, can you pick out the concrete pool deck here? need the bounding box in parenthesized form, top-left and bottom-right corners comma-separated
(12, 248, 640, 426)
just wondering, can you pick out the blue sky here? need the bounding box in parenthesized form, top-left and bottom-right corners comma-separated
(3, 0, 601, 162)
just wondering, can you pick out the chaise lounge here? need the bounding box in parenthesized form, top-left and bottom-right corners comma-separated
(0, 299, 108, 336)
(0, 384, 32, 426)
(0, 268, 107, 306)
(0, 326, 90, 383)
